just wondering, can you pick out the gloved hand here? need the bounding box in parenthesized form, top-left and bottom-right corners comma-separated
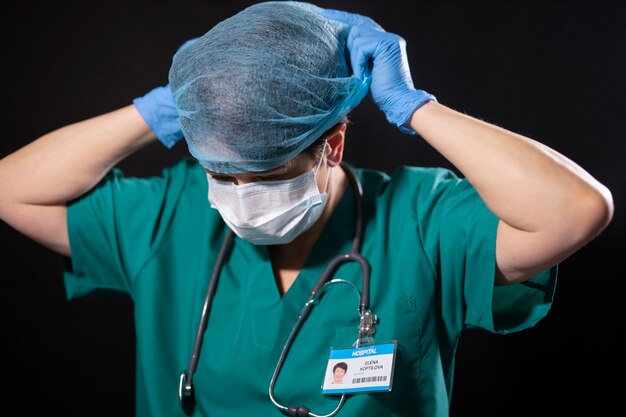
(132, 38, 197, 148)
(322, 9, 436, 134)
(133, 85, 181, 148)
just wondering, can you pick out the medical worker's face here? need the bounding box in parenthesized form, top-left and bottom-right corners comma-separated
(205, 149, 328, 191)
(204, 124, 345, 245)
(205, 121, 345, 195)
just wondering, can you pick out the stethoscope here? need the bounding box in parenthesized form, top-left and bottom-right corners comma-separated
(179, 163, 377, 417)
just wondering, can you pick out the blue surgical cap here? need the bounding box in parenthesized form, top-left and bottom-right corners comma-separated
(168, 1, 370, 173)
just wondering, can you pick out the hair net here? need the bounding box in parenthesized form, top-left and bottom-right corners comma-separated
(168, 1, 370, 173)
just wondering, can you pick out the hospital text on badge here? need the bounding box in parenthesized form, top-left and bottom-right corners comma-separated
(321, 341, 397, 395)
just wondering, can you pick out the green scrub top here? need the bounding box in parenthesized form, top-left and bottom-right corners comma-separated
(64, 158, 556, 417)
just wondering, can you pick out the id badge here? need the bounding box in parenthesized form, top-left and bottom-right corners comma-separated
(321, 341, 396, 395)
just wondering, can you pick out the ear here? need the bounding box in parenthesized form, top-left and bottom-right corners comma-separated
(325, 122, 347, 168)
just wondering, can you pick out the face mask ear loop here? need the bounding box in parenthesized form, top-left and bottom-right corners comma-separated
(314, 140, 331, 194)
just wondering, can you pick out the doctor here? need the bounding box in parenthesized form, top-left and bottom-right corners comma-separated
(0, 2, 612, 416)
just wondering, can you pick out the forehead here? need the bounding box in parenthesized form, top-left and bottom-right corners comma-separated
(204, 152, 313, 178)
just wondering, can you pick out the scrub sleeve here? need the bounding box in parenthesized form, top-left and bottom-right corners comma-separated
(64, 158, 216, 298)
(64, 159, 228, 417)
(394, 166, 558, 335)
(358, 166, 557, 415)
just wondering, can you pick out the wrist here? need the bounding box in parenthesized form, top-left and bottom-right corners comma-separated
(394, 89, 437, 135)
(406, 99, 440, 136)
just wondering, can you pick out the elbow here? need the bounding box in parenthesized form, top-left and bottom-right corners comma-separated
(589, 183, 613, 234)
(573, 183, 614, 244)
(0, 180, 12, 223)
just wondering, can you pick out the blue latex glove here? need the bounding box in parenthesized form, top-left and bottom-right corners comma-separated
(132, 39, 196, 148)
(322, 9, 436, 134)
(133, 85, 181, 148)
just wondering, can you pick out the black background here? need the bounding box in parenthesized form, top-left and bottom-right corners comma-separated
(2, 1, 624, 416)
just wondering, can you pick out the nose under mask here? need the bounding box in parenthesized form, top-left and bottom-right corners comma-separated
(207, 149, 330, 245)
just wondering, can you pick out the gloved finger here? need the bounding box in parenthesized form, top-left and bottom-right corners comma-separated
(345, 24, 390, 79)
(352, 31, 405, 68)
(346, 29, 375, 79)
(321, 9, 383, 31)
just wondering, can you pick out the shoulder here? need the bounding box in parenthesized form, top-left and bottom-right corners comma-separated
(351, 164, 487, 235)
(354, 164, 466, 201)
(123, 157, 206, 198)
(98, 157, 204, 188)
(71, 157, 207, 222)
(158, 157, 208, 206)
(158, 157, 206, 185)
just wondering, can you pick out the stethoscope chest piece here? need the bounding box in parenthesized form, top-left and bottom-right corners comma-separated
(179, 369, 195, 413)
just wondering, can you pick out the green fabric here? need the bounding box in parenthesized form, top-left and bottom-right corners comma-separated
(64, 158, 556, 417)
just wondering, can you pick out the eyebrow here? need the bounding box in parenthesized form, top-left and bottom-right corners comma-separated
(205, 159, 293, 177)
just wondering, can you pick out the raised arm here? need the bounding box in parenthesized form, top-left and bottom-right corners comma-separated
(0, 82, 184, 256)
(323, 9, 614, 284)
(0, 106, 155, 256)
(409, 101, 613, 283)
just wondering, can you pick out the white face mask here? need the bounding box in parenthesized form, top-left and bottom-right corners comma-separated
(207, 151, 330, 245)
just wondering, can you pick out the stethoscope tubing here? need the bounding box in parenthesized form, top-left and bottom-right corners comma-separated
(180, 163, 370, 417)
(269, 164, 371, 417)
(268, 252, 369, 417)
(179, 228, 234, 407)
